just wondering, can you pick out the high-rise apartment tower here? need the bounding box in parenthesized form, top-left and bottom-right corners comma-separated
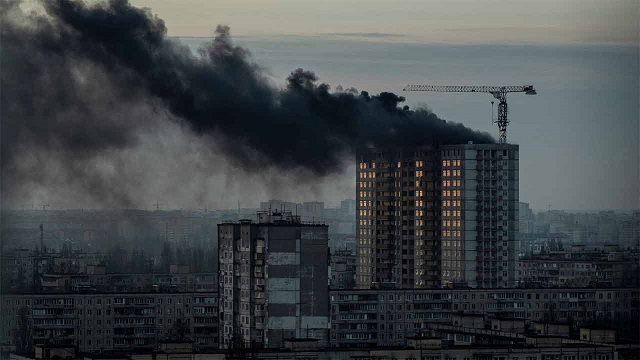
(356, 143, 519, 289)
(440, 143, 519, 288)
(356, 145, 442, 289)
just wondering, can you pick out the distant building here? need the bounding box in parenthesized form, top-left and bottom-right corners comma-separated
(259, 200, 325, 223)
(330, 250, 356, 289)
(618, 213, 639, 250)
(597, 211, 619, 245)
(519, 249, 639, 288)
(259, 200, 298, 214)
(302, 202, 325, 223)
(218, 211, 329, 349)
(340, 199, 356, 216)
(519, 202, 534, 235)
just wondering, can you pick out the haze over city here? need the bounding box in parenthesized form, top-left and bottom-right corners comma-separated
(1, 1, 639, 358)
(2, 0, 638, 212)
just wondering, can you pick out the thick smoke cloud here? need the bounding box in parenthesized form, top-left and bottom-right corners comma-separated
(0, 0, 493, 208)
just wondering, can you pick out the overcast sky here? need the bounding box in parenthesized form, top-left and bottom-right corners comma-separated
(127, 0, 639, 45)
(10, 0, 638, 211)
(124, 0, 639, 211)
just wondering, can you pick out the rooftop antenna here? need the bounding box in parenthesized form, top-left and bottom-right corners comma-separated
(153, 200, 166, 210)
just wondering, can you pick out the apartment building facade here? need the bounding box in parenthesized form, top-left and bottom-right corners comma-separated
(356, 143, 519, 290)
(330, 250, 356, 289)
(329, 287, 639, 347)
(440, 143, 519, 288)
(519, 256, 639, 288)
(0, 292, 218, 354)
(218, 211, 329, 349)
(356, 145, 442, 289)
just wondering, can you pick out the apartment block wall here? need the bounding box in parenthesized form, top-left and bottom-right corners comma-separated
(519, 258, 639, 288)
(356, 146, 441, 289)
(0, 292, 218, 353)
(442, 144, 519, 288)
(356, 144, 519, 290)
(218, 218, 329, 349)
(329, 287, 639, 347)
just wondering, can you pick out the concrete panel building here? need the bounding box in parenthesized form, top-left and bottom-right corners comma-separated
(0, 292, 218, 353)
(356, 145, 442, 289)
(355, 143, 519, 289)
(218, 211, 329, 349)
(329, 287, 639, 347)
(440, 143, 519, 288)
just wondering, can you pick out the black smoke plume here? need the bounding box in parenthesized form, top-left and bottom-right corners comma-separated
(0, 0, 493, 207)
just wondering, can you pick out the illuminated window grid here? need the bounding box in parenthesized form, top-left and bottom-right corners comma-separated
(441, 157, 463, 283)
(357, 161, 377, 286)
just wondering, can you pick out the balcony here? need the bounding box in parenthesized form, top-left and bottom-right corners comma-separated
(33, 303, 71, 309)
(33, 323, 75, 329)
(112, 302, 153, 308)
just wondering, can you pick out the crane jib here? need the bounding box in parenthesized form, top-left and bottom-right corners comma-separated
(402, 84, 537, 144)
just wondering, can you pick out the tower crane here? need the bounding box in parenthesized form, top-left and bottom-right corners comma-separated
(403, 84, 537, 144)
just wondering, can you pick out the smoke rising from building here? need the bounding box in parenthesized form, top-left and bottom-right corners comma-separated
(0, 0, 493, 208)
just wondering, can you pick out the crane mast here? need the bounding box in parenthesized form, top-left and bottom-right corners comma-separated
(403, 84, 536, 144)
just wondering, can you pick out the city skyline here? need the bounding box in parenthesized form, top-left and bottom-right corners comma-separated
(1, 1, 639, 358)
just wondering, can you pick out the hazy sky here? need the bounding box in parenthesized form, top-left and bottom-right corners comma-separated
(124, 0, 638, 211)
(128, 0, 639, 45)
(8, 0, 638, 211)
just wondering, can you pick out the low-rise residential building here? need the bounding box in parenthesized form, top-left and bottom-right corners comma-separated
(329, 287, 639, 347)
(1, 292, 218, 354)
(519, 251, 639, 288)
(330, 250, 356, 290)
